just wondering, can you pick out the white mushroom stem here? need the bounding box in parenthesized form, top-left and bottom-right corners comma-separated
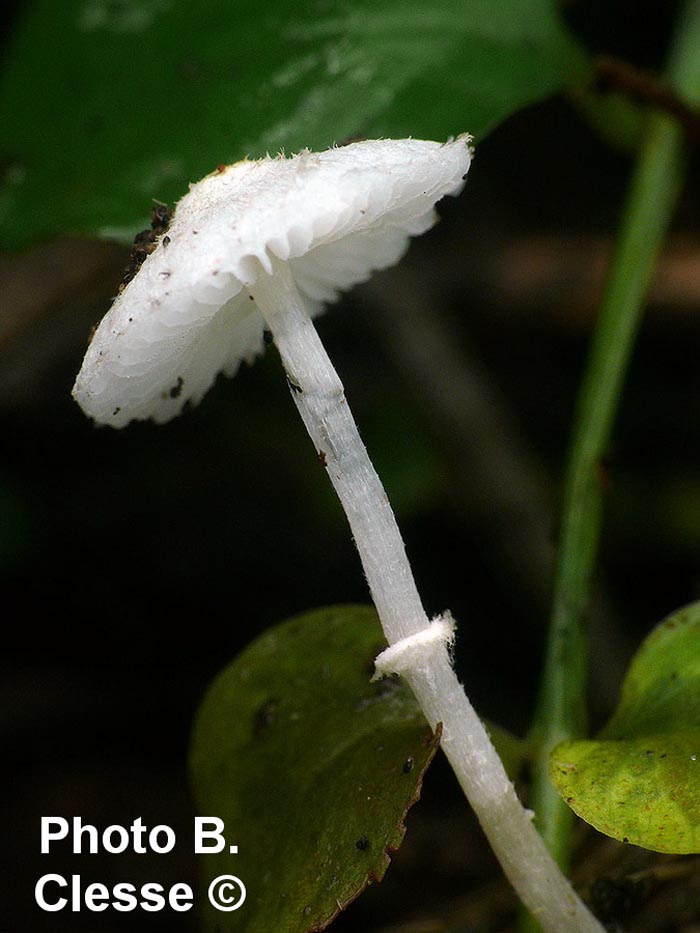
(251, 258, 603, 933)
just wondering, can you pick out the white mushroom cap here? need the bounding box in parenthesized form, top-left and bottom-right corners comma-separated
(73, 136, 472, 427)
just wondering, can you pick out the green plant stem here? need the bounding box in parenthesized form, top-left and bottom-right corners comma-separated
(527, 0, 700, 890)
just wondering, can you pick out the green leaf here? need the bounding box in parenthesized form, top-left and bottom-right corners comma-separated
(190, 605, 440, 933)
(550, 602, 700, 853)
(602, 602, 700, 740)
(0, 0, 591, 248)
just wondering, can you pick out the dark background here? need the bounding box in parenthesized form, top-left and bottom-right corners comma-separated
(3, 2, 700, 930)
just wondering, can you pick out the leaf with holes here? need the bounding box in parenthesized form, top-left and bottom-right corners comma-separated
(190, 605, 440, 932)
(550, 602, 700, 853)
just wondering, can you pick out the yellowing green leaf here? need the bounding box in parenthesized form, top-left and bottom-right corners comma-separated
(550, 602, 700, 853)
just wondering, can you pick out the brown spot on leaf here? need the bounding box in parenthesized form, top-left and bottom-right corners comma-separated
(253, 698, 279, 736)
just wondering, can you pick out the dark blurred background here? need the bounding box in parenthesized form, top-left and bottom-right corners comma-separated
(3, 1, 700, 930)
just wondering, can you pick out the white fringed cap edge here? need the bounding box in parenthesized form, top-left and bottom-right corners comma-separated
(73, 135, 472, 428)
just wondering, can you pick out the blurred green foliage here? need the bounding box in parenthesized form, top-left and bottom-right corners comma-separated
(0, 0, 590, 248)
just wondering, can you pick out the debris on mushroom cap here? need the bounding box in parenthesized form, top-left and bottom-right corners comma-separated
(73, 135, 472, 428)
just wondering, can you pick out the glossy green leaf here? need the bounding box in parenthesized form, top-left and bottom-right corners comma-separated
(0, 0, 591, 248)
(190, 605, 439, 933)
(550, 602, 700, 853)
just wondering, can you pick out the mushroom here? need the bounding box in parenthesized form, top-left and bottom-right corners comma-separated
(73, 137, 602, 932)
(73, 137, 470, 428)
